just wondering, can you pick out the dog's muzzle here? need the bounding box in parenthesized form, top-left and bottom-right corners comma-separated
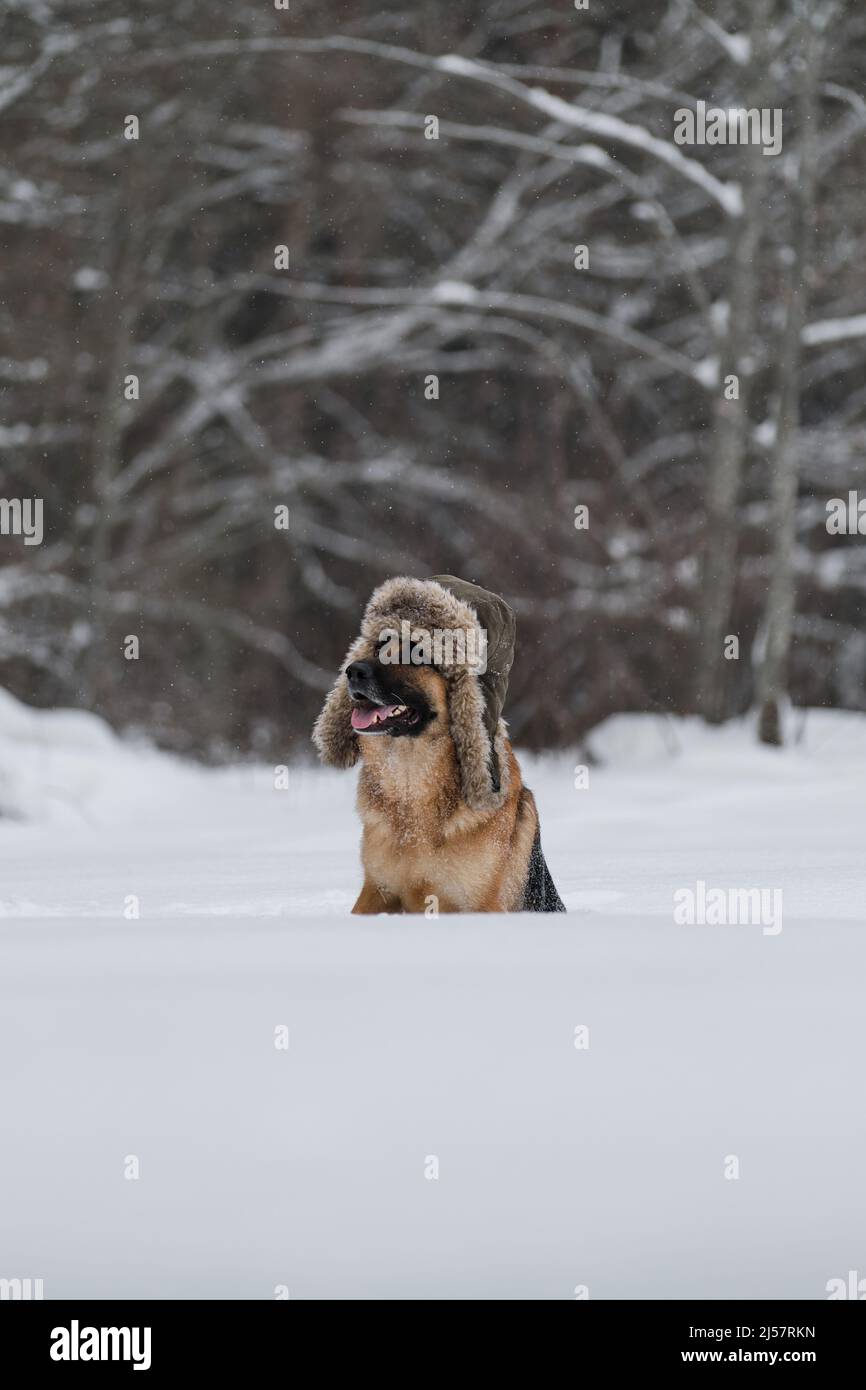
(345, 661, 423, 734)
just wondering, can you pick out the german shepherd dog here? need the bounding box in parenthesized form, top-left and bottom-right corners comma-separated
(313, 575, 565, 914)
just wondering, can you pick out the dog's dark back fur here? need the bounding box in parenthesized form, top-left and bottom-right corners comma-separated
(522, 828, 566, 912)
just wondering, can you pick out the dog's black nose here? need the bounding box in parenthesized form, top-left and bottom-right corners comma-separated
(346, 660, 374, 686)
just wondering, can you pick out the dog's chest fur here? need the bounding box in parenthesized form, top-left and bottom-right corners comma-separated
(356, 736, 534, 912)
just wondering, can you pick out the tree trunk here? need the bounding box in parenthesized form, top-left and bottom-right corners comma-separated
(696, 0, 772, 724)
(757, 3, 828, 745)
(79, 168, 148, 708)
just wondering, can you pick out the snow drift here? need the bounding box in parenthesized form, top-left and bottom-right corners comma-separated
(1, 690, 864, 1297)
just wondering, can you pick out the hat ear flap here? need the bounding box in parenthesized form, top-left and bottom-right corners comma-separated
(312, 677, 358, 769)
(312, 640, 369, 769)
(447, 669, 510, 811)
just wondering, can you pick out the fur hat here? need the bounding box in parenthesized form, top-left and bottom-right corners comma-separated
(312, 574, 516, 811)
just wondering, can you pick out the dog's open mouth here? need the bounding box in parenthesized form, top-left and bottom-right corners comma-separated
(350, 699, 420, 733)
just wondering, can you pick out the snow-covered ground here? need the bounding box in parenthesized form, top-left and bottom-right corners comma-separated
(1, 691, 864, 1298)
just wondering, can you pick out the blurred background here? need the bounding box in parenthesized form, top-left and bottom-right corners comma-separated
(1, 0, 864, 763)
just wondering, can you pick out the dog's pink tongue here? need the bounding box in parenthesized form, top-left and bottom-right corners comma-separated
(351, 704, 399, 730)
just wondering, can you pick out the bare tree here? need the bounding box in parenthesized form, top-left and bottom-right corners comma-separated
(2, 0, 866, 757)
(757, 0, 835, 744)
(695, 0, 773, 723)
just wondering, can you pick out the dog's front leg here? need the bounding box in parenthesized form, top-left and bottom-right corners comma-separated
(352, 879, 402, 914)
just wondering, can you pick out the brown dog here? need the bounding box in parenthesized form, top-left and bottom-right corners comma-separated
(313, 575, 565, 914)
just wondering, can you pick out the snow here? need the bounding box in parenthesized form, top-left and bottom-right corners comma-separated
(73, 266, 109, 291)
(692, 355, 719, 388)
(0, 355, 48, 382)
(429, 280, 480, 306)
(434, 53, 744, 217)
(754, 417, 778, 448)
(803, 314, 866, 347)
(695, 16, 751, 67)
(1, 690, 865, 1297)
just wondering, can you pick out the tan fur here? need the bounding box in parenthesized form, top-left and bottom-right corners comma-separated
(351, 668, 538, 914)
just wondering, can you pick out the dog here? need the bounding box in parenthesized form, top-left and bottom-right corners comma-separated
(313, 575, 565, 914)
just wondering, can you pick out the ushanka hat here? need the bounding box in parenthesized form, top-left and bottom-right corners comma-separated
(312, 574, 516, 811)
